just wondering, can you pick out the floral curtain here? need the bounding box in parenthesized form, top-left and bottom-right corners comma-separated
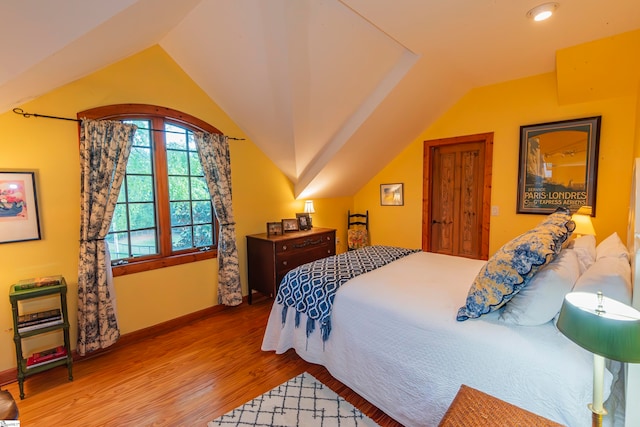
(77, 119, 137, 355)
(193, 132, 242, 306)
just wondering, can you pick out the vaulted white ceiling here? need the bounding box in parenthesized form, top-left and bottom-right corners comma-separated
(2, 0, 640, 198)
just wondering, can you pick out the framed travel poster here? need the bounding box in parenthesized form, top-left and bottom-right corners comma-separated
(517, 116, 601, 215)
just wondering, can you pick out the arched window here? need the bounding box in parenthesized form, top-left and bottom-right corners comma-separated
(78, 104, 221, 276)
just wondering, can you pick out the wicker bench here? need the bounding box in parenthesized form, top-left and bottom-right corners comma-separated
(439, 385, 564, 427)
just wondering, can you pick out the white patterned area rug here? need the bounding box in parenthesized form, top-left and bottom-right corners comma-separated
(208, 372, 380, 426)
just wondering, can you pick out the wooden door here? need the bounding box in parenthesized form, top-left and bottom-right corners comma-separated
(423, 133, 493, 260)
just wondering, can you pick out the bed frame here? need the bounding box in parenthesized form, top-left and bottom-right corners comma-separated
(625, 158, 640, 427)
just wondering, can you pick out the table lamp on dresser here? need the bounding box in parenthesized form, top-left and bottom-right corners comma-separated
(304, 200, 315, 227)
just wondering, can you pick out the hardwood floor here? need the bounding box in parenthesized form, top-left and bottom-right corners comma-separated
(3, 296, 403, 427)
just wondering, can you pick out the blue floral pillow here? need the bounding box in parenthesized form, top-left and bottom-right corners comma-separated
(457, 207, 575, 321)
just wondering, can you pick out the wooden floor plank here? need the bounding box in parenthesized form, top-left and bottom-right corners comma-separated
(3, 297, 403, 427)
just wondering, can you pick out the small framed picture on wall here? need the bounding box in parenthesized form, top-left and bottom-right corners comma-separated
(380, 183, 404, 206)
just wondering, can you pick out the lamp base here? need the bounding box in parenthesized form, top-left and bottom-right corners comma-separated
(588, 404, 607, 427)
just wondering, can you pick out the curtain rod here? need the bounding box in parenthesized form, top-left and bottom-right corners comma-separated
(12, 108, 245, 140)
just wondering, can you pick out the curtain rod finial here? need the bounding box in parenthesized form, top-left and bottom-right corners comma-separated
(13, 108, 31, 118)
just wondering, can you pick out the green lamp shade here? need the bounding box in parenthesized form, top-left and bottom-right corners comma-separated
(557, 292, 640, 363)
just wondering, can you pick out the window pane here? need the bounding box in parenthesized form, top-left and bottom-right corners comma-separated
(130, 229, 157, 256)
(168, 176, 190, 201)
(127, 146, 152, 174)
(187, 132, 197, 151)
(165, 124, 187, 150)
(191, 177, 209, 200)
(171, 226, 193, 250)
(194, 224, 213, 247)
(189, 151, 203, 176)
(125, 120, 151, 147)
(107, 232, 129, 260)
(110, 204, 128, 232)
(129, 202, 156, 230)
(167, 150, 188, 175)
(127, 175, 154, 202)
(170, 201, 192, 226)
(193, 201, 212, 224)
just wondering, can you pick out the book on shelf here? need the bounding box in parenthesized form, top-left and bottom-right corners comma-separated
(18, 308, 61, 325)
(17, 308, 63, 332)
(14, 275, 63, 291)
(18, 315, 62, 328)
(26, 346, 67, 369)
(26, 354, 67, 369)
(18, 318, 63, 333)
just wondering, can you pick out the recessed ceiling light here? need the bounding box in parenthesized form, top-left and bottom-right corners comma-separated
(527, 2, 559, 21)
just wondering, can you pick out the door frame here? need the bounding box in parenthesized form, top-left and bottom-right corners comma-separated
(422, 133, 493, 259)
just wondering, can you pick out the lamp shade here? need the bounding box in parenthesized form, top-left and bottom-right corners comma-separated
(557, 292, 640, 363)
(304, 200, 315, 214)
(571, 206, 596, 236)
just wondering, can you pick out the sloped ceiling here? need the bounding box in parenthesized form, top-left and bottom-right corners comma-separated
(2, 1, 640, 199)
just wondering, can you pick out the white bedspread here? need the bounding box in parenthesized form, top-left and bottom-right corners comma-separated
(262, 251, 618, 427)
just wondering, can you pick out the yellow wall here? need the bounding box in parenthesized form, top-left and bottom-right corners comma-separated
(0, 45, 350, 373)
(353, 139, 424, 249)
(557, 29, 640, 105)
(358, 64, 638, 254)
(636, 83, 640, 157)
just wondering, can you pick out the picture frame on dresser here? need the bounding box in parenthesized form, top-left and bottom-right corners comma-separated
(267, 222, 283, 236)
(282, 218, 299, 232)
(296, 212, 312, 230)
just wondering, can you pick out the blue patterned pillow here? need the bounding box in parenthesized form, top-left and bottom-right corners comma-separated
(457, 207, 575, 321)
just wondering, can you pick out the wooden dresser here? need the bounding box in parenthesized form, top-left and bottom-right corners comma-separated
(246, 227, 336, 303)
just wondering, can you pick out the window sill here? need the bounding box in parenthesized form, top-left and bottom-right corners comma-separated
(112, 250, 217, 277)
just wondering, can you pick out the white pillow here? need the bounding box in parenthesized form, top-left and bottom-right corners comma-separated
(500, 249, 580, 326)
(596, 232, 629, 261)
(572, 256, 632, 305)
(568, 235, 596, 274)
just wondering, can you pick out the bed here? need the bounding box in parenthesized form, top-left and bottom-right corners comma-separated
(262, 202, 637, 426)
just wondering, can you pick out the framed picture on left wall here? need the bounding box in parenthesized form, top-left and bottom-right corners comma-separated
(0, 171, 41, 243)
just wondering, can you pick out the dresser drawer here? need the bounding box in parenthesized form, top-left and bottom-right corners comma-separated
(275, 232, 334, 253)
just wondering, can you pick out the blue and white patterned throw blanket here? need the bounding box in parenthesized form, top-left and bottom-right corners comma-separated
(276, 245, 421, 341)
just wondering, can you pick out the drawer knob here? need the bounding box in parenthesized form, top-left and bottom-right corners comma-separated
(283, 261, 288, 266)
(282, 245, 287, 251)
